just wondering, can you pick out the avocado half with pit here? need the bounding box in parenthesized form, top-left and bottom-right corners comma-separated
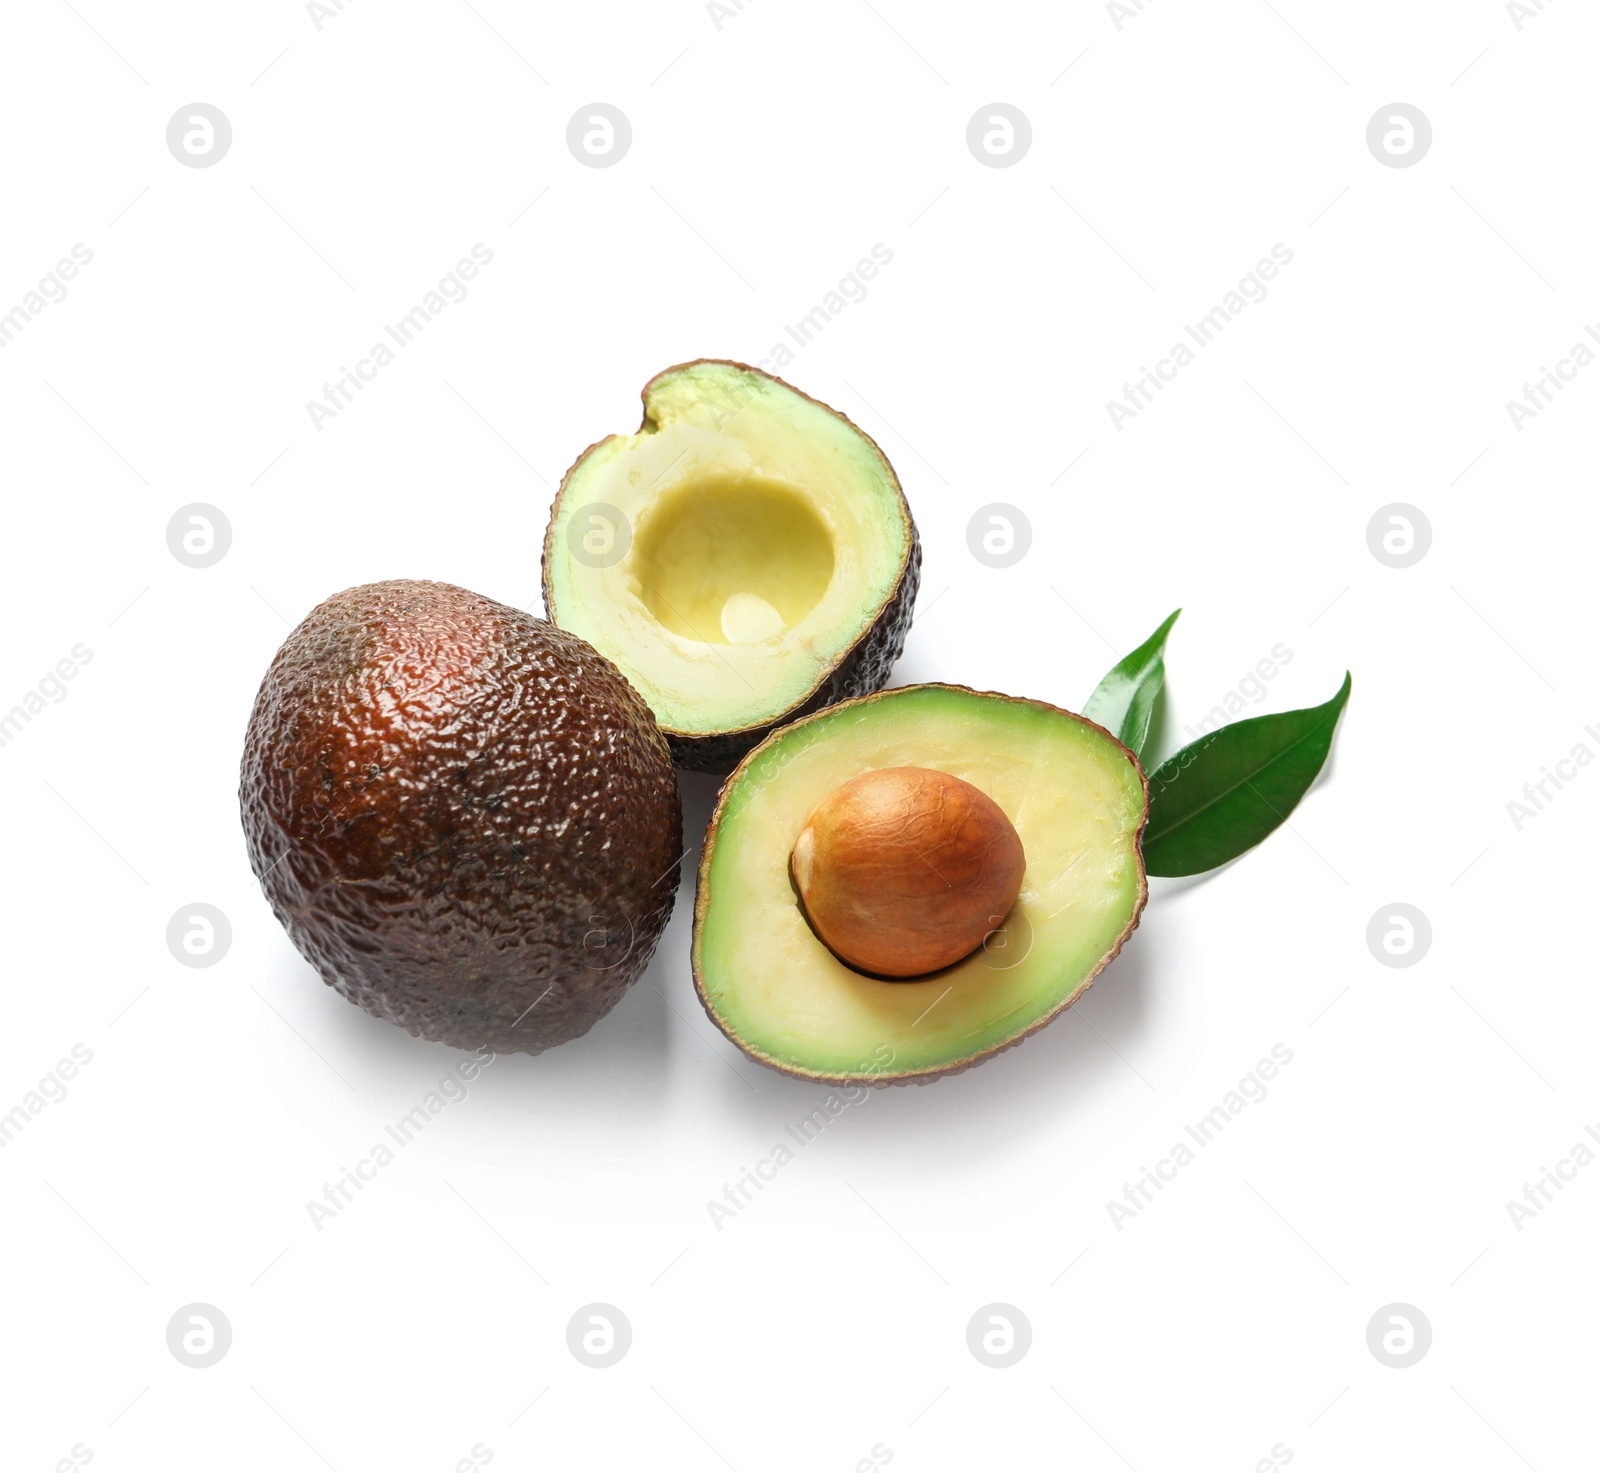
(692, 684, 1149, 1084)
(541, 361, 920, 772)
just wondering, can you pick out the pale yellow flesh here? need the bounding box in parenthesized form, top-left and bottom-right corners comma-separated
(545, 363, 909, 735)
(696, 687, 1147, 1079)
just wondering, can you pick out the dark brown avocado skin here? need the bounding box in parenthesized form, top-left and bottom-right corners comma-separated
(239, 580, 681, 1055)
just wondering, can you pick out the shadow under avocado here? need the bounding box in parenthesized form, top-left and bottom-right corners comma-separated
(820, 922, 1162, 1166)
(672, 894, 1167, 1170)
(301, 935, 675, 1117)
(304, 751, 1173, 1153)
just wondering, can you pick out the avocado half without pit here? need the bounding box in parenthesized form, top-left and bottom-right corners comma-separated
(693, 685, 1149, 1084)
(541, 361, 921, 772)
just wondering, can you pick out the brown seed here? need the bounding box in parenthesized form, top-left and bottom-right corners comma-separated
(789, 766, 1025, 979)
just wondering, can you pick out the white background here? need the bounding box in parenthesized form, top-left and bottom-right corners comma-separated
(2, 2, 1595, 1469)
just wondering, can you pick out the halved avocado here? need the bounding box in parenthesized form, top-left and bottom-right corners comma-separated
(541, 361, 920, 772)
(692, 685, 1148, 1085)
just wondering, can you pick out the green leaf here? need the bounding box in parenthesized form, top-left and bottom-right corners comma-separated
(1143, 672, 1352, 877)
(1082, 608, 1182, 758)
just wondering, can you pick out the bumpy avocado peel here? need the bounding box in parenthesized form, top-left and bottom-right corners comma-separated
(240, 579, 681, 1055)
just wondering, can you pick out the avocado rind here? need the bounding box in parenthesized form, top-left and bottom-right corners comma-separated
(240, 580, 682, 1055)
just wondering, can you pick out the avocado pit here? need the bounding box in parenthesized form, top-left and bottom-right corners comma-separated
(789, 766, 1025, 979)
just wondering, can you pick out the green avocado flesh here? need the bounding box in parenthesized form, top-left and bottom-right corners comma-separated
(693, 685, 1149, 1083)
(543, 362, 915, 752)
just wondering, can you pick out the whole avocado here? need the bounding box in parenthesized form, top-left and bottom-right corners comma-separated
(240, 579, 682, 1054)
